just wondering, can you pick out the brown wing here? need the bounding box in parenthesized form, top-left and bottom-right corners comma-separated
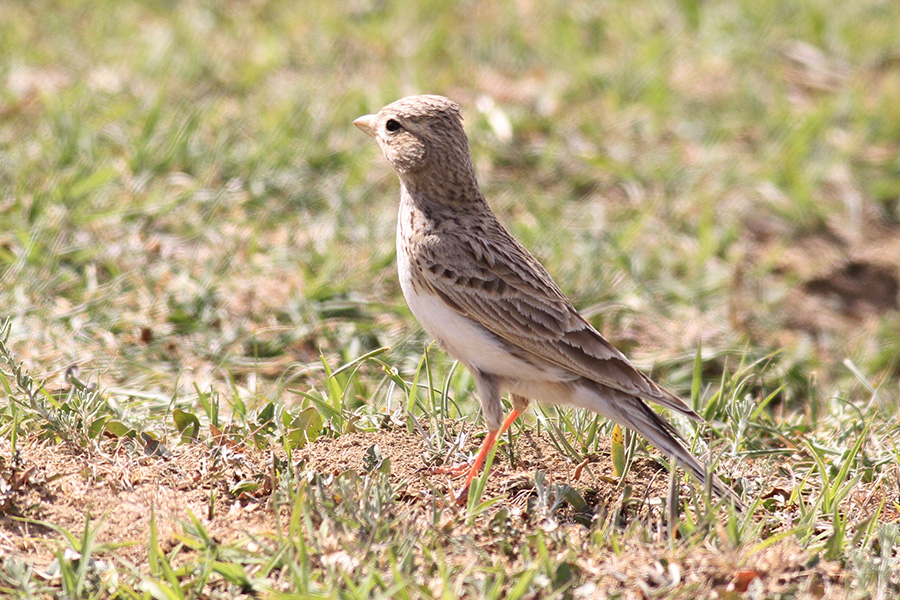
(415, 219, 699, 419)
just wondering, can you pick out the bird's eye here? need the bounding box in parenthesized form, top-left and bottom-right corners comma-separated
(385, 119, 402, 132)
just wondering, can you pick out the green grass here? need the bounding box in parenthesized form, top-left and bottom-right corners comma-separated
(2, 0, 900, 597)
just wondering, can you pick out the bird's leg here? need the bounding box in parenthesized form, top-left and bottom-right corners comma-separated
(431, 408, 524, 478)
(452, 408, 523, 503)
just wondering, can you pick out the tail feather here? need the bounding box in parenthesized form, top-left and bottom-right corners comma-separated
(606, 390, 744, 509)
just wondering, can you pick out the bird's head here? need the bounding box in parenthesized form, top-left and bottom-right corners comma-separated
(354, 95, 472, 178)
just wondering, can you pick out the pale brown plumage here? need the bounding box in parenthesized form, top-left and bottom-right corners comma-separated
(354, 94, 741, 506)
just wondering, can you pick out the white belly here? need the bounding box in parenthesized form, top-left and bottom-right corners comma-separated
(408, 287, 539, 377)
(396, 233, 542, 379)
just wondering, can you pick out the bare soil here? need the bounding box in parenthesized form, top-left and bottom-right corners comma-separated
(731, 211, 900, 388)
(3, 422, 874, 597)
(1, 423, 682, 569)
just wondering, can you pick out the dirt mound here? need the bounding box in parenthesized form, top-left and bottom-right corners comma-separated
(297, 423, 675, 513)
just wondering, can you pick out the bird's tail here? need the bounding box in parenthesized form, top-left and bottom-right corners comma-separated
(612, 392, 745, 509)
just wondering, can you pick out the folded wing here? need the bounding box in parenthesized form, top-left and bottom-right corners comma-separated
(415, 221, 699, 420)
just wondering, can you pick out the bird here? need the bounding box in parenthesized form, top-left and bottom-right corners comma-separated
(353, 95, 741, 506)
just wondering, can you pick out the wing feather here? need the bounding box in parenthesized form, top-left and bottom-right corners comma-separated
(416, 221, 698, 419)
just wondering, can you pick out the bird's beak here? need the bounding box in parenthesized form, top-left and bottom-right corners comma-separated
(353, 114, 377, 138)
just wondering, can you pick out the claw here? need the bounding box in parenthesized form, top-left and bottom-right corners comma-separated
(451, 485, 469, 505)
(430, 462, 472, 478)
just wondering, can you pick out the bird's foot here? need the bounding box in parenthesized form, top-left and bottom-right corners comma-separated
(450, 484, 469, 506)
(428, 483, 469, 508)
(429, 462, 475, 505)
(430, 461, 472, 479)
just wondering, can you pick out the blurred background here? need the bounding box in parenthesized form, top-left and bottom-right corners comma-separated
(2, 0, 899, 415)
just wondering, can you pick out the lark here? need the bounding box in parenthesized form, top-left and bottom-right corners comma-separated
(354, 95, 739, 505)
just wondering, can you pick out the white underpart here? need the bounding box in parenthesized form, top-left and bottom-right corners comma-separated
(396, 221, 564, 382)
